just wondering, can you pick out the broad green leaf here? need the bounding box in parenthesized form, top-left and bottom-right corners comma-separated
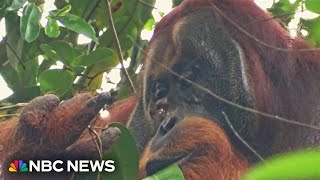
(72, 48, 116, 66)
(76, 123, 139, 180)
(57, 13, 98, 43)
(243, 149, 320, 180)
(301, 17, 320, 46)
(20, 3, 42, 42)
(45, 17, 60, 38)
(305, 0, 320, 14)
(143, 164, 185, 180)
(39, 69, 75, 96)
(40, 41, 74, 65)
(76, 48, 118, 90)
(40, 44, 60, 60)
(38, 57, 56, 74)
(86, 72, 104, 91)
(49, 5, 72, 17)
(101, 123, 139, 180)
(6, 0, 27, 12)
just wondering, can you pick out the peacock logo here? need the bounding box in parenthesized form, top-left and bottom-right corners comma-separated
(9, 160, 28, 173)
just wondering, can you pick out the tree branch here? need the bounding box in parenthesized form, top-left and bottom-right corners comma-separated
(105, 0, 136, 94)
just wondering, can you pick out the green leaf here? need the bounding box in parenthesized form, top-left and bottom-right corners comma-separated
(101, 123, 139, 180)
(6, 0, 27, 12)
(243, 149, 320, 180)
(40, 41, 75, 65)
(40, 44, 60, 61)
(45, 17, 60, 38)
(39, 69, 75, 96)
(75, 123, 139, 180)
(268, 0, 301, 25)
(57, 13, 98, 43)
(143, 18, 155, 31)
(80, 57, 119, 91)
(72, 48, 117, 67)
(301, 17, 320, 46)
(305, 0, 320, 14)
(20, 3, 42, 42)
(143, 164, 185, 180)
(49, 5, 72, 17)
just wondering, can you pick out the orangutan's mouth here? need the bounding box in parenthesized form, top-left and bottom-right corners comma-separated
(150, 98, 169, 121)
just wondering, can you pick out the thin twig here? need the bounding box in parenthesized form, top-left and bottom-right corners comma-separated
(88, 126, 102, 180)
(0, 103, 27, 110)
(138, 0, 158, 10)
(0, 114, 20, 118)
(89, 128, 103, 158)
(109, 2, 138, 45)
(1, 36, 26, 69)
(87, 67, 120, 86)
(128, 36, 320, 131)
(222, 111, 264, 161)
(105, 0, 136, 94)
(1, 60, 10, 67)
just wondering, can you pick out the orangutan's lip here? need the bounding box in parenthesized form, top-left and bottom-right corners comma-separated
(145, 152, 191, 177)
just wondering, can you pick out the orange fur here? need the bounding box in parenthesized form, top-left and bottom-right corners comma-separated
(0, 94, 138, 179)
(139, 117, 248, 179)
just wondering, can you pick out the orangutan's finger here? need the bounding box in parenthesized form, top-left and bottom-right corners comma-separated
(15, 94, 60, 142)
(62, 127, 121, 160)
(44, 92, 112, 152)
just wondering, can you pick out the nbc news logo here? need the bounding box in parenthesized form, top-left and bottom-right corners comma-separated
(9, 159, 115, 173)
(9, 160, 28, 173)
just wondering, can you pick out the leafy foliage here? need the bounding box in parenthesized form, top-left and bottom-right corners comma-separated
(143, 164, 185, 180)
(268, 0, 301, 25)
(20, 3, 42, 42)
(268, 0, 320, 46)
(75, 123, 140, 180)
(0, 0, 156, 103)
(243, 148, 320, 180)
(101, 123, 139, 180)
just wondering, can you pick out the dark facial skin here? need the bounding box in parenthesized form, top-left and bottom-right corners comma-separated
(128, 8, 255, 178)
